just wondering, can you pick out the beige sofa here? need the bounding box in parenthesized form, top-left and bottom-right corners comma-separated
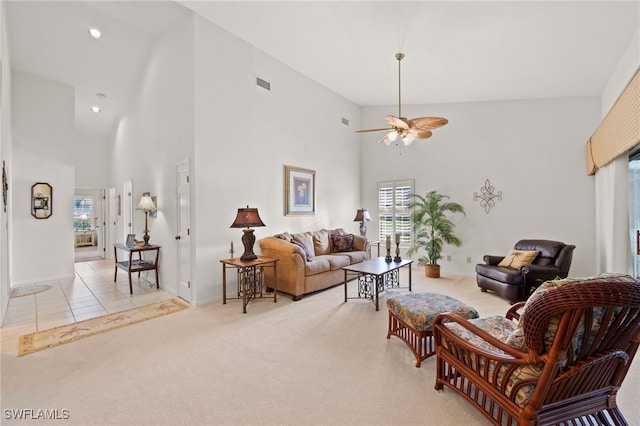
(259, 228, 370, 300)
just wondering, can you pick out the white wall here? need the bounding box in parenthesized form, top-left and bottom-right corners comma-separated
(110, 17, 195, 296)
(73, 132, 111, 189)
(361, 96, 600, 277)
(11, 71, 75, 285)
(601, 27, 639, 115)
(0, 0, 12, 322)
(193, 15, 362, 304)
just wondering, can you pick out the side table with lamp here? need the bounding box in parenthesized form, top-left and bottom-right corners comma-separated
(113, 192, 160, 294)
(222, 206, 277, 313)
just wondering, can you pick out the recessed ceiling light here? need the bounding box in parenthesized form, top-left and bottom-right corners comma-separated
(88, 28, 102, 39)
(90, 106, 101, 113)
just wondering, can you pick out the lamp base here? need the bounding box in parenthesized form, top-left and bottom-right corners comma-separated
(142, 211, 151, 246)
(143, 231, 151, 247)
(240, 228, 258, 261)
(359, 222, 367, 237)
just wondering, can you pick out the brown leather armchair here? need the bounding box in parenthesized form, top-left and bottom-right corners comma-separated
(476, 239, 575, 303)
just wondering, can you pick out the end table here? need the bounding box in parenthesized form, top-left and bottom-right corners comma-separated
(113, 243, 160, 294)
(220, 256, 278, 313)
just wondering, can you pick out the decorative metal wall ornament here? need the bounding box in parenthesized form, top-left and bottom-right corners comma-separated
(473, 179, 502, 214)
(2, 161, 7, 213)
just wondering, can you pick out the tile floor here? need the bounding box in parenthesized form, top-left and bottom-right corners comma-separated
(1, 259, 175, 354)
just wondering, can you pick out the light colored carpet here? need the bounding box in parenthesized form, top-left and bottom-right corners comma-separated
(18, 298, 190, 356)
(1, 272, 639, 425)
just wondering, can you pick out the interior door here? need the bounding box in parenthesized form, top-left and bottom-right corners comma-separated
(95, 189, 106, 258)
(108, 187, 116, 259)
(176, 161, 192, 302)
(123, 178, 133, 241)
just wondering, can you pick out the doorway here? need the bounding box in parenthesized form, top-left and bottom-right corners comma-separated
(74, 188, 106, 263)
(176, 160, 192, 303)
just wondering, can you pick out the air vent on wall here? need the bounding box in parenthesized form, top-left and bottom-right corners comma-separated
(256, 76, 271, 91)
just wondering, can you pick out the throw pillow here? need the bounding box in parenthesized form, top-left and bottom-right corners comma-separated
(292, 233, 315, 260)
(498, 249, 539, 269)
(332, 234, 354, 252)
(274, 232, 292, 242)
(311, 229, 331, 255)
(292, 240, 313, 261)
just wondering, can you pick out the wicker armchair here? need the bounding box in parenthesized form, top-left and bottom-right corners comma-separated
(433, 274, 640, 426)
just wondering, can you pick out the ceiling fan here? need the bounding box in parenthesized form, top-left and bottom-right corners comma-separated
(357, 53, 448, 146)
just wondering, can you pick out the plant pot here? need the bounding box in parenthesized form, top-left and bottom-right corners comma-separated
(425, 264, 440, 278)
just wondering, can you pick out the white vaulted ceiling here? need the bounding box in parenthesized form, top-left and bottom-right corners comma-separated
(6, 1, 640, 140)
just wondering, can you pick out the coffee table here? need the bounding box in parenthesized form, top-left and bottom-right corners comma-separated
(343, 257, 413, 311)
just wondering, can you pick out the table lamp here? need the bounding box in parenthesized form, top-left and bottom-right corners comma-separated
(135, 192, 157, 246)
(353, 208, 372, 237)
(230, 206, 265, 261)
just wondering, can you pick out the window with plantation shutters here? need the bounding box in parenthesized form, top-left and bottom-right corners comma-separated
(377, 180, 414, 245)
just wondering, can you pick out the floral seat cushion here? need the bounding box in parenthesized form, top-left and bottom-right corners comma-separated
(444, 316, 544, 407)
(387, 292, 479, 332)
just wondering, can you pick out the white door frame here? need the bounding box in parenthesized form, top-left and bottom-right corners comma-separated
(176, 160, 192, 303)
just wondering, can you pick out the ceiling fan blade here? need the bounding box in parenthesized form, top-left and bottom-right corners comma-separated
(355, 127, 394, 133)
(385, 115, 410, 130)
(409, 117, 448, 130)
(416, 130, 433, 139)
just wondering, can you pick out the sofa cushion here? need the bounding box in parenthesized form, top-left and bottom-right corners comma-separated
(498, 249, 538, 269)
(316, 254, 350, 270)
(331, 234, 354, 252)
(476, 264, 525, 285)
(341, 251, 368, 264)
(311, 229, 331, 255)
(514, 239, 563, 263)
(304, 258, 330, 276)
(444, 317, 544, 409)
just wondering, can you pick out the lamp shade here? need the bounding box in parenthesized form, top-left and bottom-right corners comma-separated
(353, 209, 372, 223)
(230, 206, 265, 229)
(135, 195, 157, 212)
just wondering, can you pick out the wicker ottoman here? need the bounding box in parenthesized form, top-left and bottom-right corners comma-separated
(386, 292, 479, 367)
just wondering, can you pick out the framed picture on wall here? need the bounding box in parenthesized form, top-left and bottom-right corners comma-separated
(284, 165, 315, 216)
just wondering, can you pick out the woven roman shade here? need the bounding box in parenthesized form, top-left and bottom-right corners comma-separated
(586, 68, 640, 175)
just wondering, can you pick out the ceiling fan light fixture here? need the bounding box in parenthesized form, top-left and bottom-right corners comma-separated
(402, 131, 417, 146)
(379, 130, 398, 145)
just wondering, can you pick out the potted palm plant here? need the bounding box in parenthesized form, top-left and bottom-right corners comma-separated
(406, 191, 465, 278)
